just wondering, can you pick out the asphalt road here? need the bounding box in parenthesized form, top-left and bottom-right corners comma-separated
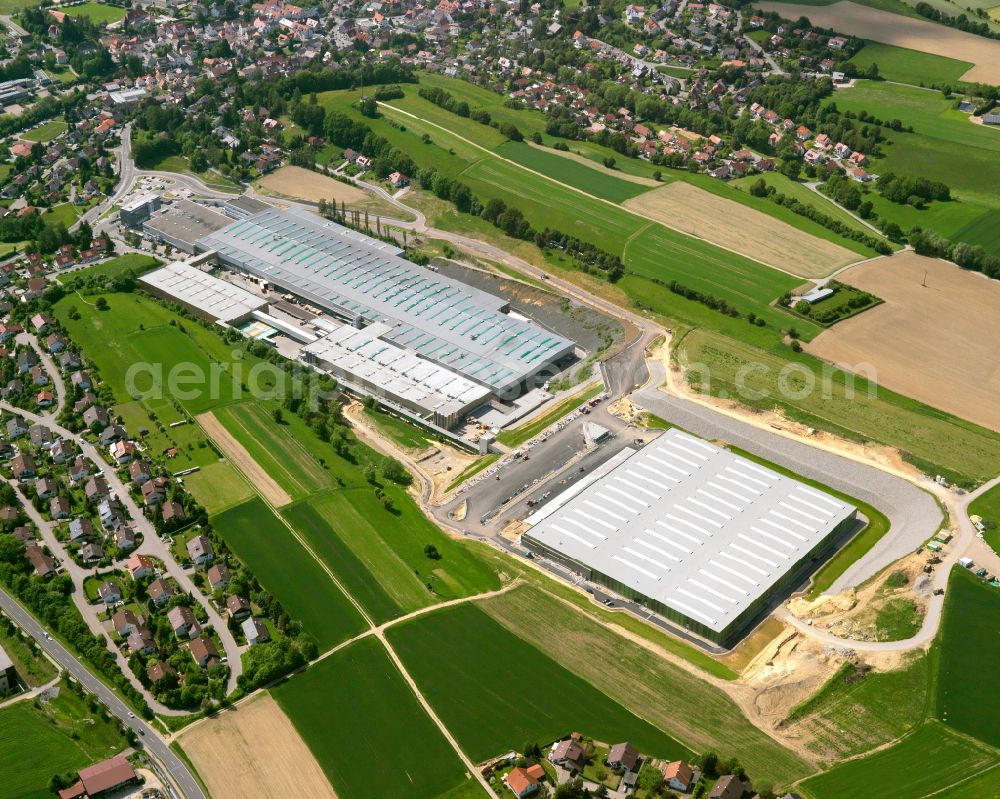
(0, 585, 205, 799)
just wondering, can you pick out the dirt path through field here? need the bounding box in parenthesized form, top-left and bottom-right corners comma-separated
(197, 411, 293, 506)
(624, 182, 860, 277)
(526, 142, 660, 186)
(179, 693, 339, 799)
(757, 1, 1000, 84)
(807, 252, 1000, 432)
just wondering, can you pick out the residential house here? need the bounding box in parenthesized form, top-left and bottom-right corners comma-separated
(226, 595, 251, 619)
(167, 605, 199, 638)
(550, 740, 586, 772)
(141, 479, 165, 506)
(186, 535, 213, 565)
(84, 476, 109, 501)
(25, 545, 55, 578)
(79, 542, 103, 562)
(68, 517, 94, 542)
(29, 425, 53, 449)
(50, 440, 74, 464)
(97, 581, 121, 605)
(147, 577, 174, 607)
(162, 500, 185, 524)
(147, 660, 176, 684)
(127, 553, 155, 580)
(241, 617, 270, 645)
(114, 527, 137, 552)
(50, 496, 71, 519)
(112, 608, 140, 637)
(127, 626, 156, 655)
(189, 636, 219, 668)
(608, 742, 639, 772)
(6, 416, 27, 439)
(709, 775, 752, 799)
(129, 459, 151, 485)
(35, 476, 58, 499)
(82, 405, 109, 430)
(207, 563, 230, 590)
(662, 761, 695, 792)
(505, 767, 540, 798)
(11, 453, 36, 480)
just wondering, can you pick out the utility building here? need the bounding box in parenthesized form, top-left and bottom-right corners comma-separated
(523, 428, 858, 644)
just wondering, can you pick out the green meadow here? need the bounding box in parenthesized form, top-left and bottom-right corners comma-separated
(847, 42, 975, 86)
(387, 602, 696, 764)
(273, 638, 483, 799)
(211, 497, 367, 649)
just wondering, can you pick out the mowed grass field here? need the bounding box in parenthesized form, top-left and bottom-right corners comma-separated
(847, 41, 975, 86)
(828, 82, 1000, 243)
(387, 603, 696, 764)
(184, 460, 254, 515)
(936, 568, 1000, 747)
(282, 489, 498, 623)
(0, 686, 129, 799)
(273, 638, 484, 799)
(799, 721, 998, 799)
(479, 584, 812, 784)
(62, 1, 127, 23)
(53, 292, 277, 414)
(20, 119, 68, 142)
(211, 497, 367, 649)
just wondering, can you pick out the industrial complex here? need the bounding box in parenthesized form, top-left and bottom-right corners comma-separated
(195, 208, 576, 396)
(132, 199, 577, 432)
(522, 428, 858, 644)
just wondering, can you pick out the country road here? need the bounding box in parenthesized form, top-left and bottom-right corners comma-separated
(0, 585, 206, 799)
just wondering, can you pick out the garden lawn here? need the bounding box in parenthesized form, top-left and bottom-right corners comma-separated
(282, 488, 498, 622)
(969, 482, 1000, 553)
(936, 566, 1000, 747)
(386, 602, 695, 764)
(43, 203, 79, 227)
(799, 721, 998, 799)
(62, 2, 127, 23)
(478, 584, 811, 785)
(273, 638, 475, 799)
(20, 119, 68, 142)
(116, 398, 218, 469)
(847, 41, 975, 86)
(211, 497, 367, 649)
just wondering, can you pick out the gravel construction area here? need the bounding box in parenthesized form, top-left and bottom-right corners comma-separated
(758, 1, 1000, 84)
(633, 368, 942, 593)
(809, 252, 1000, 433)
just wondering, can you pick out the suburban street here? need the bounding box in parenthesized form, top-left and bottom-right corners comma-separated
(0, 584, 206, 799)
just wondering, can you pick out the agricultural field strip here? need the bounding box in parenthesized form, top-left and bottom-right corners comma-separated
(378, 101, 856, 280)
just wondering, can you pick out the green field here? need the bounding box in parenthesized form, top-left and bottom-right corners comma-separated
(212, 402, 336, 501)
(183, 460, 253, 514)
(43, 203, 79, 227)
(115, 398, 218, 470)
(273, 638, 482, 799)
(387, 602, 695, 764)
(680, 328, 1000, 484)
(20, 119, 68, 143)
(364, 407, 433, 450)
(211, 497, 367, 649)
(936, 766, 1000, 797)
(787, 655, 931, 759)
(479, 584, 811, 784)
(0, 684, 129, 799)
(53, 293, 276, 415)
(936, 567, 1000, 747)
(829, 82, 1000, 210)
(62, 2, 127, 23)
(64, 253, 161, 283)
(969, 482, 1000, 553)
(0, 622, 56, 687)
(847, 42, 975, 86)
(496, 141, 655, 203)
(799, 721, 998, 799)
(758, 0, 921, 16)
(282, 489, 498, 623)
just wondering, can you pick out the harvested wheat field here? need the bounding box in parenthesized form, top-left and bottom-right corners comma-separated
(758, 1, 1000, 84)
(197, 411, 292, 506)
(179, 693, 338, 799)
(257, 165, 370, 204)
(624, 182, 859, 277)
(808, 251, 1000, 431)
